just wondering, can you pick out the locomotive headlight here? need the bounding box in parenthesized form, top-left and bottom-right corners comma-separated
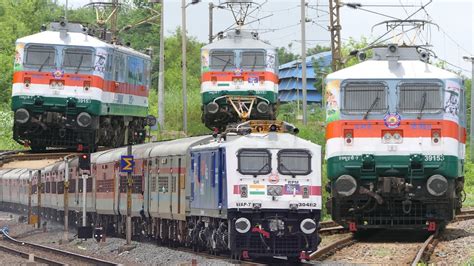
(77, 112, 92, 127)
(392, 132, 402, 143)
(267, 185, 282, 196)
(383, 132, 392, 143)
(334, 175, 357, 197)
(235, 217, 251, 234)
(15, 108, 30, 124)
(300, 218, 317, 234)
(427, 174, 448, 196)
(240, 185, 248, 198)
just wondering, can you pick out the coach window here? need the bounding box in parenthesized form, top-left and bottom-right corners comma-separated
(397, 81, 443, 115)
(341, 81, 388, 115)
(278, 149, 311, 176)
(24, 45, 56, 68)
(210, 50, 235, 71)
(237, 149, 271, 176)
(241, 50, 265, 70)
(63, 48, 94, 71)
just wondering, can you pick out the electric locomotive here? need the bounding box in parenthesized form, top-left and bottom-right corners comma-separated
(325, 45, 466, 231)
(200, 29, 279, 130)
(12, 20, 151, 151)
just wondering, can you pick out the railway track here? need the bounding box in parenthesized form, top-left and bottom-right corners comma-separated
(0, 229, 116, 265)
(410, 231, 439, 265)
(309, 235, 355, 261)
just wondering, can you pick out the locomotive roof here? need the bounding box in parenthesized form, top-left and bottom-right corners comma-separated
(192, 133, 321, 152)
(1, 168, 27, 179)
(202, 30, 274, 51)
(327, 59, 460, 80)
(17, 31, 150, 59)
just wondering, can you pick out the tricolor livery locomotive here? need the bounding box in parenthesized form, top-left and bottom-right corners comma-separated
(12, 21, 151, 151)
(200, 29, 279, 130)
(325, 45, 465, 231)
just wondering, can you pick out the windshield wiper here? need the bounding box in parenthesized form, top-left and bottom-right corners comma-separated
(279, 163, 296, 177)
(251, 54, 257, 71)
(38, 55, 51, 72)
(363, 96, 380, 120)
(417, 92, 427, 119)
(222, 57, 232, 71)
(75, 55, 84, 74)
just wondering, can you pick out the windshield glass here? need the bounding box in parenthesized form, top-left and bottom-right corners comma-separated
(210, 50, 235, 71)
(24, 45, 56, 68)
(342, 81, 387, 114)
(237, 149, 271, 176)
(398, 81, 443, 114)
(278, 149, 311, 176)
(241, 50, 265, 70)
(63, 48, 93, 70)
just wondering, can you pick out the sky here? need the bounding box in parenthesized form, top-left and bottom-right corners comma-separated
(61, 0, 473, 76)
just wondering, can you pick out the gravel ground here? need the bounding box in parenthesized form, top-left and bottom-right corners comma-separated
(430, 218, 474, 265)
(0, 211, 231, 265)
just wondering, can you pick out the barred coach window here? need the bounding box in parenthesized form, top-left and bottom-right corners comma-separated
(237, 149, 271, 176)
(341, 81, 388, 114)
(278, 149, 311, 176)
(25, 45, 56, 67)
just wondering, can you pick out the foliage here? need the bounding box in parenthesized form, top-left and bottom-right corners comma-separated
(276, 44, 299, 65)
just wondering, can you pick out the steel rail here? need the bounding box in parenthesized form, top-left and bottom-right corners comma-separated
(0, 240, 62, 265)
(309, 235, 355, 260)
(410, 231, 438, 266)
(1, 229, 116, 265)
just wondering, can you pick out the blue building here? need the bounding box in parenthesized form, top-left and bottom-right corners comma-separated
(278, 51, 332, 104)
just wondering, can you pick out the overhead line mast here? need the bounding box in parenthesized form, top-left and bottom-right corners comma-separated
(329, 0, 342, 71)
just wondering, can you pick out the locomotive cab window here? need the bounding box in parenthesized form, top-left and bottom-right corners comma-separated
(63, 48, 94, 70)
(210, 50, 235, 70)
(397, 81, 443, 114)
(237, 149, 271, 176)
(341, 81, 388, 114)
(24, 45, 56, 68)
(241, 50, 265, 70)
(278, 149, 311, 176)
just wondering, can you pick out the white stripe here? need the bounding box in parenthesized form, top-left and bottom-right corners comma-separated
(12, 84, 148, 107)
(201, 81, 278, 93)
(326, 137, 462, 159)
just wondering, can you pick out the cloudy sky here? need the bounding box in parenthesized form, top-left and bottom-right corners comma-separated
(61, 0, 473, 76)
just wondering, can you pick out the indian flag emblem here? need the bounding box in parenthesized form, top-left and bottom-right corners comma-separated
(249, 184, 266, 195)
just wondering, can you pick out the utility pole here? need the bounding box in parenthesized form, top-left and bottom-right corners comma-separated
(329, 0, 342, 71)
(64, 157, 69, 239)
(28, 170, 32, 224)
(124, 120, 132, 245)
(181, 0, 188, 135)
(82, 173, 87, 227)
(463, 56, 474, 162)
(301, 0, 307, 125)
(209, 2, 213, 43)
(158, 1, 165, 129)
(37, 170, 41, 229)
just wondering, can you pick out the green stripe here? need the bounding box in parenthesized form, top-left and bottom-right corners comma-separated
(12, 96, 147, 117)
(202, 91, 277, 104)
(327, 154, 463, 180)
(249, 191, 266, 195)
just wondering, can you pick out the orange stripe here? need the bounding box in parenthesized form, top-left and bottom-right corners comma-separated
(13, 71, 149, 97)
(201, 71, 278, 83)
(326, 119, 466, 143)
